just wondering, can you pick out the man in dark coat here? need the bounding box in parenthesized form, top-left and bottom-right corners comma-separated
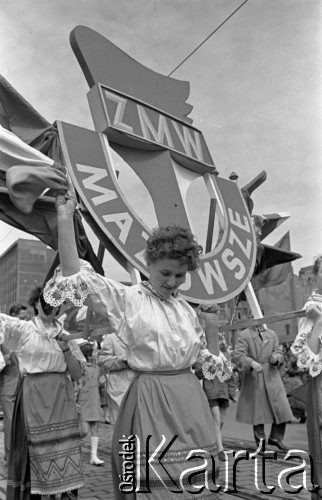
(233, 319, 293, 451)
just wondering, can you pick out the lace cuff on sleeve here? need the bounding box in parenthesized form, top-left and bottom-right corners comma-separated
(291, 295, 322, 377)
(196, 322, 233, 381)
(199, 350, 233, 382)
(44, 260, 99, 307)
(291, 317, 322, 377)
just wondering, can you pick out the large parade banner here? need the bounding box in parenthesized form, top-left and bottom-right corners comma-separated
(0, 25, 300, 310)
(58, 26, 257, 304)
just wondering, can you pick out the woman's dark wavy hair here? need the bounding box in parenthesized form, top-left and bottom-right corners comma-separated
(313, 255, 322, 276)
(144, 226, 202, 271)
(28, 285, 59, 317)
(80, 342, 94, 361)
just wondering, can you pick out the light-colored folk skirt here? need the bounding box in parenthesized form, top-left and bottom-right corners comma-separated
(112, 368, 220, 499)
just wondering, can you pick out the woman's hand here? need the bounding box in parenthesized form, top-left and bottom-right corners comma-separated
(251, 360, 263, 373)
(306, 304, 322, 321)
(1, 344, 12, 366)
(55, 178, 77, 218)
(56, 338, 70, 352)
(270, 354, 279, 366)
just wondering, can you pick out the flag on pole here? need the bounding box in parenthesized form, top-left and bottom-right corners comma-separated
(253, 212, 290, 241)
(252, 231, 299, 290)
(0, 75, 104, 275)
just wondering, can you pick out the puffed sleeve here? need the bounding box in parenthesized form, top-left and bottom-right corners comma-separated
(44, 259, 126, 333)
(291, 297, 322, 377)
(0, 313, 27, 349)
(193, 312, 232, 382)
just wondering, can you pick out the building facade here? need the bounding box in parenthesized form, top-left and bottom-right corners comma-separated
(0, 239, 56, 313)
(259, 266, 314, 343)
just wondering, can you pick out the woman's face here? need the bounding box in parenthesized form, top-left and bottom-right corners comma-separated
(36, 300, 59, 323)
(148, 258, 188, 299)
(18, 306, 34, 320)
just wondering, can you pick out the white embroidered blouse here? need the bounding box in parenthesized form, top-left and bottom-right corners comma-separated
(0, 315, 85, 375)
(291, 291, 322, 377)
(44, 260, 232, 382)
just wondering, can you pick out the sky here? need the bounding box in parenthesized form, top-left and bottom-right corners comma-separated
(1, 0, 321, 279)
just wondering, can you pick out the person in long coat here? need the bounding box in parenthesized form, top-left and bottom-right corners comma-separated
(233, 325, 293, 451)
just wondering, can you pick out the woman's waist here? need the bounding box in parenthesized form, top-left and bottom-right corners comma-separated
(16, 354, 67, 375)
(108, 369, 134, 382)
(21, 370, 67, 377)
(126, 356, 195, 373)
(130, 366, 192, 376)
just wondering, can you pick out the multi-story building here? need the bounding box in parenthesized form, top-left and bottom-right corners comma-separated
(0, 239, 56, 313)
(298, 265, 315, 301)
(259, 265, 314, 343)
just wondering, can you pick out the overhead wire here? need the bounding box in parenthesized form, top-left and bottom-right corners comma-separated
(168, 0, 249, 76)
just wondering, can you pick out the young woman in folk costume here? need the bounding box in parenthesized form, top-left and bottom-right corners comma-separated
(43, 187, 233, 499)
(0, 288, 85, 499)
(291, 256, 322, 498)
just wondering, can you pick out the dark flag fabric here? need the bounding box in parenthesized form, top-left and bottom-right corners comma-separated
(252, 213, 290, 241)
(1, 125, 68, 214)
(252, 232, 300, 290)
(0, 75, 50, 142)
(239, 171, 301, 294)
(0, 75, 104, 276)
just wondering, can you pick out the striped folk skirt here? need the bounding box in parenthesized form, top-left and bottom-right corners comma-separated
(6, 372, 84, 499)
(112, 369, 220, 499)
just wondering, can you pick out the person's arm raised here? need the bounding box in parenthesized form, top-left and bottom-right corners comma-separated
(45, 185, 126, 326)
(56, 189, 80, 276)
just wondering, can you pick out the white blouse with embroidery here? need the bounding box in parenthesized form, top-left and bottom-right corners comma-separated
(44, 260, 232, 382)
(0, 315, 85, 375)
(291, 291, 322, 377)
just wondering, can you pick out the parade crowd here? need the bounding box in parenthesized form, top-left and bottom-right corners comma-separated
(0, 124, 321, 499)
(0, 258, 317, 499)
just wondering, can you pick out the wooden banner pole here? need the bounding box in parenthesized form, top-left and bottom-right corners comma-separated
(219, 308, 305, 333)
(82, 242, 105, 339)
